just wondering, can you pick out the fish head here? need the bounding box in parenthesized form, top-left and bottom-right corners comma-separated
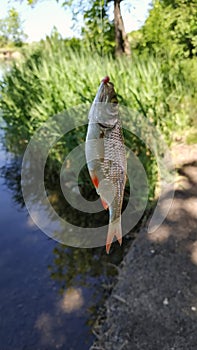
(88, 77, 119, 128)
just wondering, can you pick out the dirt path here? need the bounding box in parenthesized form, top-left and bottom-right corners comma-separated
(90, 144, 197, 350)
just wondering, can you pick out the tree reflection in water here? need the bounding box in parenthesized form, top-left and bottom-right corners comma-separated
(0, 149, 133, 327)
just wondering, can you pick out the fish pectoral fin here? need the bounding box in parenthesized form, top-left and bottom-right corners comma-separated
(90, 173, 99, 189)
(100, 197, 108, 210)
(106, 219, 122, 254)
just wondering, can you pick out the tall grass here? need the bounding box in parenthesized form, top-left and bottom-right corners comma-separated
(1, 38, 195, 142)
(0, 37, 196, 201)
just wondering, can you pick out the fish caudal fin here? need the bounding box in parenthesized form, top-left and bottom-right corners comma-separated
(106, 218, 122, 254)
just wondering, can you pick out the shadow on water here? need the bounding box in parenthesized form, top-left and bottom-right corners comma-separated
(0, 124, 134, 349)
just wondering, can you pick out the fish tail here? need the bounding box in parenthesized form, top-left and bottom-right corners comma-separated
(106, 218, 122, 254)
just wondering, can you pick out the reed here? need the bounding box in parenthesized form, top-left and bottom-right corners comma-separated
(0, 37, 196, 200)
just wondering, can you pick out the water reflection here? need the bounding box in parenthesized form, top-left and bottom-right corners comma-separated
(0, 155, 24, 206)
(59, 287, 84, 313)
(0, 138, 132, 345)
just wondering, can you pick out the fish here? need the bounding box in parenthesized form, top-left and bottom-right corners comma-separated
(85, 76, 127, 254)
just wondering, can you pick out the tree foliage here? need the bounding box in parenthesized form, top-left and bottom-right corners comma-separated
(62, 0, 131, 55)
(0, 8, 27, 47)
(81, 0, 115, 54)
(136, 0, 197, 58)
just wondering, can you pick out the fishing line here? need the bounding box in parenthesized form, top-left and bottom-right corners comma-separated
(100, 0, 104, 64)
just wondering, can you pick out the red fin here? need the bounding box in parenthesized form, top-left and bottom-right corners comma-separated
(101, 198, 108, 210)
(106, 219, 122, 254)
(106, 243, 111, 255)
(91, 175, 99, 188)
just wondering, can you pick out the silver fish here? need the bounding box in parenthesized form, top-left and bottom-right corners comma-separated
(85, 76, 127, 253)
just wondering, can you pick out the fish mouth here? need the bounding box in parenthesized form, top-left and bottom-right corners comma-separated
(99, 82, 118, 105)
(88, 78, 119, 125)
(94, 81, 119, 127)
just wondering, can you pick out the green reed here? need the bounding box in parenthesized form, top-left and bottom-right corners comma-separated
(0, 37, 196, 201)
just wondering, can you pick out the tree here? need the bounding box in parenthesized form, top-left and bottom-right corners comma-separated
(139, 0, 197, 58)
(113, 0, 130, 56)
(0, 8, 27, 47)
(15, 0, 131, 56)
(63, 0, 131, 56)
(81, 0, 115, 54)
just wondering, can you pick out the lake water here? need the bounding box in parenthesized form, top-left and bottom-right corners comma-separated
(0, 67, 127, 349)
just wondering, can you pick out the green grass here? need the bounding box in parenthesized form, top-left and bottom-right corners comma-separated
(1, 40, 196, 141)
(186, 130, 197, 145)
(0, 36, 196, 200)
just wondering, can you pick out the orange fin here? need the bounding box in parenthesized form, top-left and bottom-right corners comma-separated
(101, 198, 108, 210)
(106, 219, 122, 254)
(91, 175, 99, 188)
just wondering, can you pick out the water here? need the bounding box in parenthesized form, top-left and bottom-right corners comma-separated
(0, 68, 128, 349)
(0, 133, 96, 349)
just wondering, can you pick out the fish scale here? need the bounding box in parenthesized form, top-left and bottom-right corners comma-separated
(103, 121, 126, 179)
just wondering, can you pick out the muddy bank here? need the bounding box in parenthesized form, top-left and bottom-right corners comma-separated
(90, 144, 197, 350)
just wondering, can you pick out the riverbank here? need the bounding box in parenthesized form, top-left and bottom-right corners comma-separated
(90, 143, 197, 350)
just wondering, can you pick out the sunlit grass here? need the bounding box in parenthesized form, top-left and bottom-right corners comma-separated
(186, 130, 197, 145)
(0, 36, 196, 200)
(1, 41, 196, 142)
